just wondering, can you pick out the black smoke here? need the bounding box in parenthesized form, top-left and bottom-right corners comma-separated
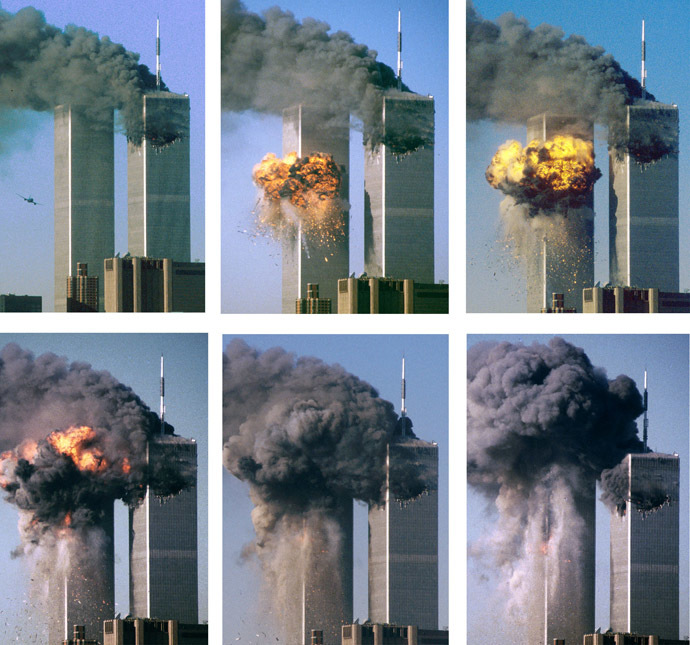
(0, 343, 193, 534)
(467, 2, 678, 161)
(220, 0, 433, 153)
(0, 5, 170, 143)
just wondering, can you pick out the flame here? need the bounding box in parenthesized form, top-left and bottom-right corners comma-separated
(540, 542, 549, 555)
(47, 425, 108, 473)
(486, 135, 601, 210)
(122, 457, 132, 474)
(252, 151, 346, 248)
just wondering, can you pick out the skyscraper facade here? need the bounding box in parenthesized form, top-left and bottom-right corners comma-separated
(281, 105, 349, 313)
(609, 103, 679, 292)
(364, 94, 434, 284)
(66, 263, 99, 312)
(129, 433, 198, 624)
(300, 500, 353, 645)
(610, 452, 679, 639)
(525, 113, 595, 313)
(54, 105, 114, 312)
(128, 92, 191, 262)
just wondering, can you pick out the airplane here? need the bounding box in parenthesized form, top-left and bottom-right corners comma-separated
(17, 193, 41, 205)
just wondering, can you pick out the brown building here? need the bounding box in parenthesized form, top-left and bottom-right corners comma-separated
(104, 257, 204, 312)
(584, 633, 688, 645)
(103, 618, 207, 645)
(337, 277, 448, 314)
(296, 283, 332, 313)
(341, 624, 448, 645)
(66, 263, 99, 312)
(62, 624, 99, 645)
(0, 294, 42, 312)
(583, 287, 690, 313)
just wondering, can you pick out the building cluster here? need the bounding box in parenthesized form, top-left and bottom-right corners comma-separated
(537, 450, 680, 644)
(281, 97, 447, 314)
(526, 104, 682, 314)
(295, 365, 444, 645)
(46, 91, 203, 313)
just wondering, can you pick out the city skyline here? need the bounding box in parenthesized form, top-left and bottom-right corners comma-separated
(223, 335, 449, 642)
(0, 0, 204, 311)
(467, 0, 690, 312)
(221, 0, 448, 313)
(467, 335, 689, 644)
(0, 334, 208, 641)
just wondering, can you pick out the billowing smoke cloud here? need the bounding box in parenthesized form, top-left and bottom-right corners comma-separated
(468, 338, 644, 639)
(0, 343, 193, 634)
(221, 0, 432, 153)
(0, 5, 171, 143)
(466, 2, 678, 161)
(223, 339, 429, 636)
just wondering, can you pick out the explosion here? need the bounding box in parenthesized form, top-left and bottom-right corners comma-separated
(252, 151, 347, 249)
(486, 135, 602, 213)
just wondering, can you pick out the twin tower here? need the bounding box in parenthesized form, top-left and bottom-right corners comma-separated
(280, 95, 435, 313)
(54, 91, 191, 312)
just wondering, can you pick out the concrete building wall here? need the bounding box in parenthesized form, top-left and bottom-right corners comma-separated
(54, 105, 114, 312)
(364, 95, 434, 283)
(281, 105, 349, 313)
(129, 436, 198, 624)
(609, 104, 679, 291)
(369, 440, 439, 629)
(128, 93, 191, 263)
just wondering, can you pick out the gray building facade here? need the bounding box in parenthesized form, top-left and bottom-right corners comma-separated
(609, 103, 679, 292)
(301, 500, 354, 645)
(364, 94, 434, 284)
(610, 452, 680, 640)
(525, 113, 595, 313)
(54, 105, 114, 312)
(128, 92, 191, 263)
(369, 435, 438, 629)
(129, 434, 198, 624)
(281, 105, 350, 313)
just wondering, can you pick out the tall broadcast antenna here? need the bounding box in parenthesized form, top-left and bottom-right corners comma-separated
(156, 15, 161, 91)
(397, 9, 403, 91)
(643, 369, 649, 451)
(641, 19, 647, 100)
(160, 354, 165, 433)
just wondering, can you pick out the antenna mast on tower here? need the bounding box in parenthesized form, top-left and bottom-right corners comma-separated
(156, 15, 161, 91)
(160, 354, 165, 433)
(397, 9, 403, 91)
(643, 369, 648, 451)
(641, 20, 647, 100)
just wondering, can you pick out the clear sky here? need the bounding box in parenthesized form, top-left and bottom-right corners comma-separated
(221, 0, 449, 313)
(466, 0, 690, 312)
(223, 334, 449, 640)
(466, 334, 689, 642)
(0, 0, 205, 311)
(0, 334, 208, 639)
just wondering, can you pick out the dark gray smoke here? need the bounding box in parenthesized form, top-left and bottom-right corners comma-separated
(223, 339, 429, 636)
(221, 0, 432, 153)
(468, 338, 644, 638)
(0, 343, 192, 533)
(0, 5, 169, 142)
(467, 2, 678, 161)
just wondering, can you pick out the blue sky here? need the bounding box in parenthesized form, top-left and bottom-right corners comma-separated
(467, 334, 689, 642)
(0, 334, 208, 639)
(0, 0, 205, 311)
(466, 0, 690, 311)
(223, 334, 449, 640)
(221, 0, 449, 313)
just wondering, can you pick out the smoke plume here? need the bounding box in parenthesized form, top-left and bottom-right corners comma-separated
(223, 340, 429, 636)
(0, 5, 171, 143)
(221, 0, 432, 152)
(467, 2, 678, 161)
(468, 338, 644, 638)
(0, 343, 193, 633)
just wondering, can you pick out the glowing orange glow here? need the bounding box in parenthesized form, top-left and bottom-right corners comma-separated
(540, 542, 549, 555)
(252, 151, 346, 248)
(486, 135, 601, 204)
(122, 457, 131, 474)
(47, 426, 108, 473)
(63, 512, 72, 527)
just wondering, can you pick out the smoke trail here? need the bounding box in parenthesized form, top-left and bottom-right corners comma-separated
(466, 2, 678, 160)
(468, 338, 643, 639)
(0, 343, 193, 634)
(221, 0, 432, 152)
(223, 339, 429, 637)
(0, 5, 169, 142)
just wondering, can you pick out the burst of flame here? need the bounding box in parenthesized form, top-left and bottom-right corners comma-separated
(47, 425, 108, 473)
(252, 151, 346, 248)
(486, 135, 601, 209)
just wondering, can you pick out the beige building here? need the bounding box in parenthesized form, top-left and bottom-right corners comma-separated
(337, 277, 448, 314)
(104, 257, 204, 312)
